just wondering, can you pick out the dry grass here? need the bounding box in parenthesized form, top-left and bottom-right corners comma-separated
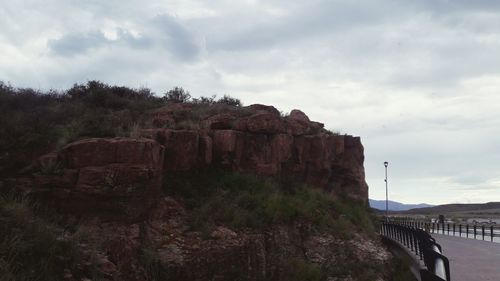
(0, 194, 103, 281)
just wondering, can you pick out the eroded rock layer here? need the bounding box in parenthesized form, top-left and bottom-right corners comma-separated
(33, 138, 164, 221)
(20, 104, 381, 281)
(143, 104, 368, 202)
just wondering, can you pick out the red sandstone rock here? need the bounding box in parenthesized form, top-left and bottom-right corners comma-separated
(34, 169, 78, 189)
(163, 130, 200, 171)
(285, 117, 309, 136)
(34, 104, 368, 208)
(199, 136, 213, 165)
(140, 129, 200, 171)
(210, 226, 238, 240)
(61, 138, 117, 168)
(201, 113, 237, 130)
(33, 137, 165, 220)
(115, 139, 163, 167)
(271, 134, 293, 163)
(289, 109, 310, 122)
(152, 111, 175, 128)
(245, 104, 280, 116)
(60, 138, 162, 168)
(212, 130, 245, 167)
(75, 164, 159, 193)
(311, 121, 324, 129)
(245, 113, 286, 134)
(140, 105, 367, 203)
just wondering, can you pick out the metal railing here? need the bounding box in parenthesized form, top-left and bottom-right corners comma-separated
(391, 218, 500, 243)
(380, 222, 451, 281)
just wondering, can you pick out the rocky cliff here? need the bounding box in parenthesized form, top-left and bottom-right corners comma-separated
(31, 103, 368, 215)
(10, 103, 388, 281)
(142, 103, 368, 202)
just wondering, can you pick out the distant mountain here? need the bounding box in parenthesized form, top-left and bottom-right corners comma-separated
(369, 199, 434, 211)
(403, 202, 500, 214)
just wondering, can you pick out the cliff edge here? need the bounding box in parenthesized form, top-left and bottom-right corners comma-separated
(1, 83, 398, 281)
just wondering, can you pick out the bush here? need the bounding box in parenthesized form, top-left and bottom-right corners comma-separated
(163, 87, 191, 103)
(389, 256, 417, 281)
(286, 258, 327, 281)
(139, 247, 170, 281)
(0, 81, 164, 177)
(192, 95, 216, 105)
(164, 170, 372, 235)
(0, 194, 103, 281)
(216, 95, 242, 106)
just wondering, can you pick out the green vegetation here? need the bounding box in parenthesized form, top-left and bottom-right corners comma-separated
(139, 247, 170, 281)
(285, 258, 327, 281)
(0, 81, 242, 177)
(164, 170, 373, 236)
(0, 194, 102, 281)
(0, 81, 163, 175)
(0, 81, 400, 281)
(389, 256, 417, 281)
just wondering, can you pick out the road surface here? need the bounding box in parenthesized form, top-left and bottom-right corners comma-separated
(432, 234, 500, 281)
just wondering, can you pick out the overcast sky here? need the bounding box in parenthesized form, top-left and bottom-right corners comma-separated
(2, 0, 500, 204)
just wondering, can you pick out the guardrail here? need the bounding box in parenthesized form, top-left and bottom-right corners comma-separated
(390, 218, 500, 243)
(380, 222, 451, 281)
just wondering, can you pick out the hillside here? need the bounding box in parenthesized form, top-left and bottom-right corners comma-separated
(0, 81, 410, 281)
(369, 199, 433, 211)
(404, 202, 500, 215)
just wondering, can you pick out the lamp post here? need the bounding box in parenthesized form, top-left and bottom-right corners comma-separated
(384, 161, 389, 221)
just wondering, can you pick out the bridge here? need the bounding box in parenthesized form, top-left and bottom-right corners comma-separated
(380, 221, 500, 281)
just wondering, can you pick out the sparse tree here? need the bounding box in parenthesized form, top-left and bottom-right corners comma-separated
(163, 87, 191, 103)
(217, 94, 242, 106)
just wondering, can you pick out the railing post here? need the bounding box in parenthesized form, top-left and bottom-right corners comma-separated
(453, 223, 455, 236)
(482, 225, 485, 240)
(381, 222, 451, 281)
(459, 224, 462, 237)
(492, 225, 494, 242)
(447, 223, 450, 235)
(466, 224, 469, 238)
(474, 224, 477, 239)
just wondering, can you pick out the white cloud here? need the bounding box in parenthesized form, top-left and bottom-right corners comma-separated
(1, 0, 500, 204)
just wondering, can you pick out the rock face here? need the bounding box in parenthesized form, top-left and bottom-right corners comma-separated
(24, 104, 376, 281)
(32, 104, 368, 213)
(142, 104, 368, 202)
(33, 138, 164, 221)
(98, 197, 390, 281)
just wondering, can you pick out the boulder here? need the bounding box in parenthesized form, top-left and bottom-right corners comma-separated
(245, 104, 281, 116)
(285, 118, 309, 136)
(161, 130, 200, 171)
(33, 138, 165, 221)
(246, 113, 286, 134)
(288, 109, 310, 122)
(201, 113, 237, 130)
(140, 129, 200, 171)
(212, 130, 245, 168)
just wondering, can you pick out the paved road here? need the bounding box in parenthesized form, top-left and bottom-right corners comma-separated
(432, 234, 500, 281)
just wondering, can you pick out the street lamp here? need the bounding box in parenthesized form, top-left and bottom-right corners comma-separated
(384, 161, 389, 221)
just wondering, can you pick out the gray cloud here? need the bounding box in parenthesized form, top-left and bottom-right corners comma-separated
(48, 30, 152, 56)
(2, 0, 500, 204)
(48, 32, 107, 56)
(47, 14, 199, 61)
(151, 14, 200, 61)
